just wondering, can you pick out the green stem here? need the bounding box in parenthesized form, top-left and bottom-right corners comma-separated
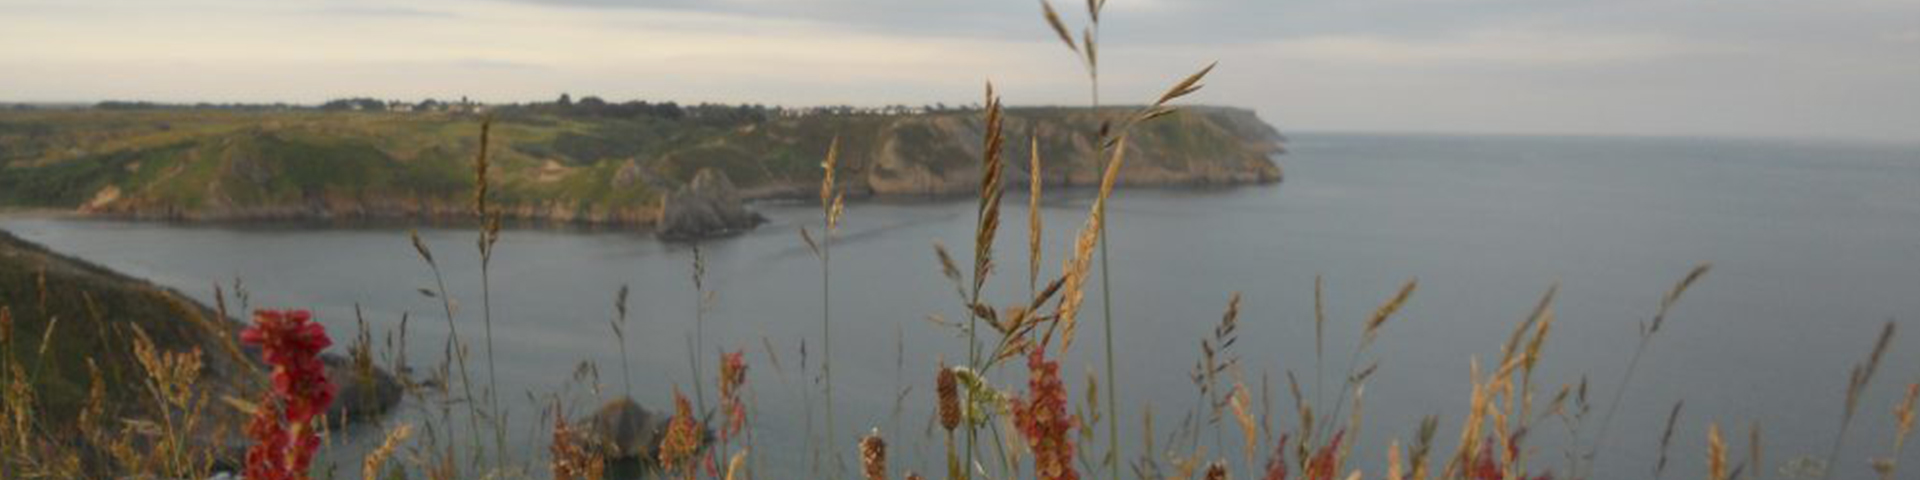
(480, 255, 504, 469)
(823, 232, 838, 480)
(1092, 36, 1123, 480)
(695, 270, 708, 417)
(1587, 337, 1652, 478)
(426, 261, 483, 464)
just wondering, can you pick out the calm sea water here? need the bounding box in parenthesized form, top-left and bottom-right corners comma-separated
(5, 133, 1919, 478)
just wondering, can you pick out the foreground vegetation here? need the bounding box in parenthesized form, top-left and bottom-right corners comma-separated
(2, 2, 1915, 480)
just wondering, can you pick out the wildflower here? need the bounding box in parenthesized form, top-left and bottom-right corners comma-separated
(659, 387, 703, 474)
(242, 309, 335, 423)
(244, 400, 292, 480)
(240, 309, 334, 480)
(719, 350, 747, 402)
(1012, 349, 1079, 480)
(860, 429, 888, 480)
(1466, 437, 1553, 480)
(551, 410, 599, 480)
(244, 398, 324, 480)
(719, 350, 748, 437)
(1303, 431, 1344, 480)
(1263, 435, 1291, 480)
(1468, 441, 1500, 480)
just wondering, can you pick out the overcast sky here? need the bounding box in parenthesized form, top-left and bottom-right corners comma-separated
(3, 0, 1917, 141)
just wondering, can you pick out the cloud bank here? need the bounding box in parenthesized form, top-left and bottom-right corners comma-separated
(2, 0, 1915, 141)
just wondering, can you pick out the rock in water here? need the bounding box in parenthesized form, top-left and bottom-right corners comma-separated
(574, 397, 670, 461)
(572, 396, 713, 464)
(657, 168, 766, 240)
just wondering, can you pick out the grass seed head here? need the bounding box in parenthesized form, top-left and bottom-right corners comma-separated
(1709, 423, 1727, 480)
(938, 362, 961, 432)
(861, 429, 888, 480)
(1040, 0, 1080, 54)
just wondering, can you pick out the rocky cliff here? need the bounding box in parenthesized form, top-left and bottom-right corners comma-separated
(0, 105, 1284, 232)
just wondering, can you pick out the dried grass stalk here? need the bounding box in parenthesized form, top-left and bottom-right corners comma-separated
(1362, 279, 1418, 348)
(1040, 0, 1080, 53)
(726, 450, 749, 480)
(1588, 263, 1712, 478)
(974, 84, 1006, 298)
(1826, 321, 1898, 480)
(1029, 133, 1045, 294)
(1155, 62, 1216, 107)
(1054, 135, 1128, 353)
(822, 137, 845, 231)
(1655, 400, 1683, 479)
(1709, 423, 1727, 480)
(363, 423, 413, 480)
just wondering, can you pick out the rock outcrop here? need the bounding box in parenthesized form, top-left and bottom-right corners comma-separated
(570, 396, 711, 463)
(657, 168, 766, 240)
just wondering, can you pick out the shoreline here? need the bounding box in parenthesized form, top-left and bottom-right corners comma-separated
(1, 175, 1284, 229)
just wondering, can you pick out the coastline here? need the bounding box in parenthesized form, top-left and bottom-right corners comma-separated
(4, 170, 1283, 229)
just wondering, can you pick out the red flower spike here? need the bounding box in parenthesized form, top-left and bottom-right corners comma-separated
(1012, 349, 1080, 480)
(1304, 430, 1344, 480)
(240, 309, 334, 480)
(1263, 434, 1291, 480)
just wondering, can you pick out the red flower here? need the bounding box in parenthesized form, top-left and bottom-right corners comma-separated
(1303, 431, 1344, 480)
(242, 309, 335, 423)
(241, 309, 334, 480)
(1468, 436, 1554, 480)
(243, 401, 290, 480)
(1263, 434, 1291, 480)
(659, 387, 703, 474)
(718, 350, 748, 438)
(1012, 349, 1079, 480)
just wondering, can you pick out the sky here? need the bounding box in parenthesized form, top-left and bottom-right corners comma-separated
(3, 0, 1918, 141)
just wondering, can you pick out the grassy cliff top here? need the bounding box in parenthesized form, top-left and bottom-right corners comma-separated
(0, 104, 1283, 221)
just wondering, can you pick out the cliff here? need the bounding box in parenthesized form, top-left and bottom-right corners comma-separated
(0, 105, 1284, 227)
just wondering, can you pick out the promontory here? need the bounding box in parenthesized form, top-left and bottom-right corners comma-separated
(0, 100, 1284, 234)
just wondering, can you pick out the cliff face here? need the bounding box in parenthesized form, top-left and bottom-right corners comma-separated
(0, 106, 1284, 228)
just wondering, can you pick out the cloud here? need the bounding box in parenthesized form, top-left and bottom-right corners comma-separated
(1265, 30, 1725, 67)
(3, 0, 1919, 141)
(310, 6, 459, 18)
(1882, 29, 1920, 43)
